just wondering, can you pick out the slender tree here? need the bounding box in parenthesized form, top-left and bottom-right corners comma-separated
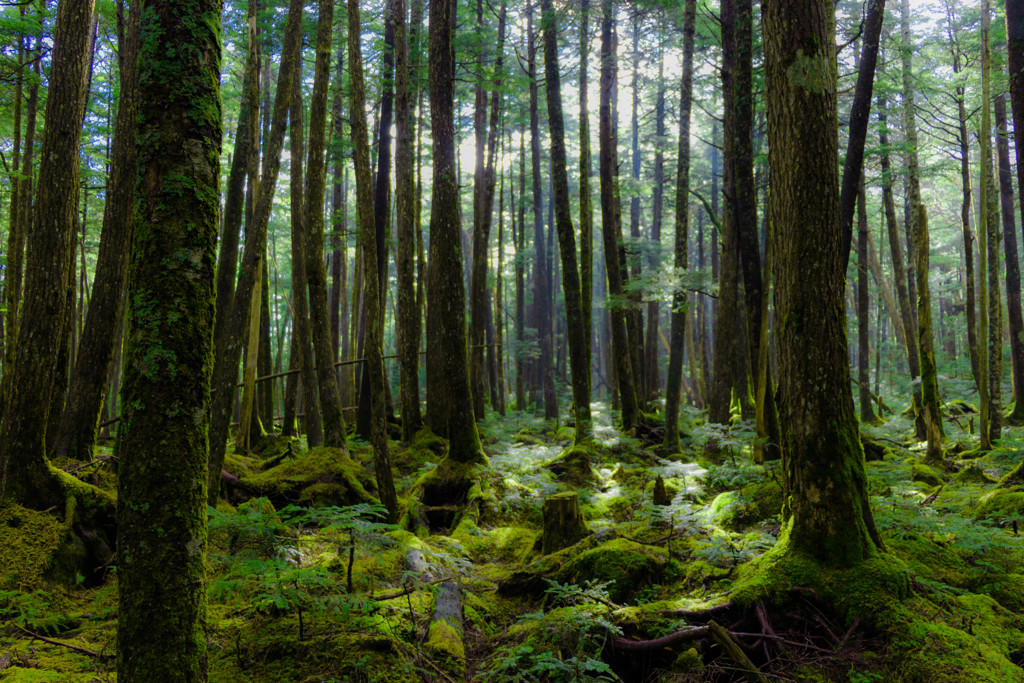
(979, 0, 994, 449)
(995, 93, 1024, 424)
(116, 0, 219, 676)
(663, 0, 696, 452)
(541, 0, 591, 442)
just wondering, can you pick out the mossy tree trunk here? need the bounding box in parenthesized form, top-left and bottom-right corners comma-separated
(857, 183, 879, 425)
(663, 0, 696, 453)
(979, 0, 994, 450)
(1006, 0, 1024, 424)
(116, 0, 220, 676)
(915, 204, 944, 462)
(50, 0, 139, 462)
(0, 0, 94, 508)
(469, 0, 489, 420)
(349, 0, 399, 521)
(763, 0, 883, 565)
(599, 0, 638, 432)
(305, 0, 348, 450)
(395, 0, 422, 441)
(985, 132, 1004, 442)
(427, 0, 484, 464)
(207, 0, 304, 505)
(542, 492, 589, 555)
(528, 7, 558, 421)
(995, 93, 1024, 425)
(579, 0, 594, 411)
(643, 33, 664, 405)
(541, 0, 591, 443)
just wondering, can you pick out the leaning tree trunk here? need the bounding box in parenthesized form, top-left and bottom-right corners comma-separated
(115, 0, 218, 677)
(0, 0, 95, 508)
(599, 0, 638, 431)
(51, 0, 140, 462)
(763, 0, 883, 565)
(207, 0, 303, 505)
(663, 0, 696, 452)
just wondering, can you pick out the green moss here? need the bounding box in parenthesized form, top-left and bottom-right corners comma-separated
(392, 427, 446, 476)
(544, 444, 598, 486)
(706, 480, 782, 531)
(0, 504, 72, 589)
(240, 447, 376, 508)
(555, 538, 668, 603)
(887, 532, 970, 590)
(672, 647, 704, 674)
(425, 618, 465, 662)
(912, 462, 945, 487)
(956, 464, 998, 485)
(974, 486, 1024, 522)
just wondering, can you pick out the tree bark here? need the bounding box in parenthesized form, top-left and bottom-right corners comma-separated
(644, 32, 664, 405)
(116, 0, 218, 676)
(541, 0, 591, 442)
(995, 93, 1024, 424)
(979, 0, 994, 449)
(1006, 0, 1024, 423)
(763, 0, 883, 564)
(857, 182, 878, 425)
(663, 0, 696, 452)
(579, 0, 594, 405)
(427, 0, 485, 463)
(914, 204, 944, 461)
(51, 0, 139, 462)
(207, 0, 304, 505)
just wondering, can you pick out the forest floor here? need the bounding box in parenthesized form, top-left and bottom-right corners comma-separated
(3, 397, 1024, 682)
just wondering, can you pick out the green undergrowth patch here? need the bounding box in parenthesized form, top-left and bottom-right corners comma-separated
(239, 446, 378, 509)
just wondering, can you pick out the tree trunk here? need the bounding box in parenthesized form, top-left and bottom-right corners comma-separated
(914, 204, 944, 461)
(857, 183, 879, 425)
(427, 0, 485, 463)
(395, 0, 422, 440)
(663, 0, 696, 452)
(579, 0, 594, 407)
(515, 129, 526, 412)
(305, 0, 348, 449)
(207, 0, 304, 505)
(644, 32, 664, 405)
(599, 0, 638, 431)
(986, 139, 1004, 441)
(763, 0, 883, 565)
(50, 0, 139, 462)
(116, 0, 218, 676)
(348, 0, 399, 520)
(996, 93, 1024, 424)
(1006, 0, 1024, 423)
(979, 0, 994, 449)
(540, 0, 590, 441)
(0, 0, 94, 507)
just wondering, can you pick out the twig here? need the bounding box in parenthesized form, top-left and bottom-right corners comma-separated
(63, 455, 116, 475)
(658, 601, 735, 620)
(9, 621, 113, 659)
(708, 620, 769, 683)
(370, 576, 452, 601)
(730, 631, 842, 656)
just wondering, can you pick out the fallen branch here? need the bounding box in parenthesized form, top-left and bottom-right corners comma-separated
(9, 621, 113, 659)
(613, 625, 711, 650)
(658, 601, 735, 620)
(709, 620, 769, 683)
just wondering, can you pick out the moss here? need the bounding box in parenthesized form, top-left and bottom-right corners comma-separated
(672, 647, 704, 675)
(891, 615, 1024, 682)
(956, 464, 998, 485)
(555, 538, 668, 603)
(973, 486, 1024, 522)
(912, 462, 945, 487)
(0, 503, 74, 589)
(240, 447, 376, 508)
(513, 429, 545, 446)
(391, 427, 446, 476)
(887, 532, 970, 590)
(706, 480, 782, 531)
(541, 491, 590, 554)
(545, 444, 598, 486)
(425, 618, 465, 662)
(457, 525, 538, 564)
(551, 425, 575, 444)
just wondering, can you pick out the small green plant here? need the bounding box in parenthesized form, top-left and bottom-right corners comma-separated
(0, 590, 70, 635)
(487, 580, 623, 682)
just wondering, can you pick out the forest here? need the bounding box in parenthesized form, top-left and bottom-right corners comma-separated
(3, 0, 1024, 679)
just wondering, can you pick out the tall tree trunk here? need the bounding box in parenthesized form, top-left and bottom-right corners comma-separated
(207, 0, 304, 505)
(395, 0, 422, 439)
(579, 0, 594, 402)
(644, 31, 664, 405)
(528, 7, 557, 420)
(996, 92, 1024, 424)
(427, 0, 485, 462)
(116, 0, 218, 676)
(663, 0, 696, 452)
(857, 182, 879, 425)
(541, 0, 591, 441)
(763, 0, 883, 565)
(0, 0, 95, 507)
(985, 139, 1004, 440)
(288, 68, 325, 446)
(599, 0, 638, 431)
(915, 203, 944, 461)
(305, 0, 348, 449)
(628, 14, 645, 400)
(51, 0, 139, 461)
(979, 0, 994, 449)
(515, 128, 526, 412)
(349, 0, 399, 519)
(1006, 0, 1024, 424)
(469, 0, 490, 419)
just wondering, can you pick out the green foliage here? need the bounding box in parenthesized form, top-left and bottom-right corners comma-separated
(488, 580, 622, 682)
(0, 590, 73, 635)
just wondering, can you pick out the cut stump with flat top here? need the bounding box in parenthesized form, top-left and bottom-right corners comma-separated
(542, 491, 590, 554)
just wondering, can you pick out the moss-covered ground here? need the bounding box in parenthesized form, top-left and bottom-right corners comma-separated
(5, 401, 1024, 681)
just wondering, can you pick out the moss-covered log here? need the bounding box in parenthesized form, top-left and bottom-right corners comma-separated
(116, 0, 221, 677)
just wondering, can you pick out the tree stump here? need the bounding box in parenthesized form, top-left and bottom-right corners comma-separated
(542, 492, 590, 555)
(652, 475, 671, 506)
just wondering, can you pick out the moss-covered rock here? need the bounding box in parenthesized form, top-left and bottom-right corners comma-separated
(912, 462, 945, 487)
(239, 447, 376, 509)
(955, 464, 998, 485)
(545, 444, 598, 486)
(706, 479, 782, 531)
(0, 503, 78, 588)
(973, 486, 1024, 523)
(554, 538, 669, 603)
